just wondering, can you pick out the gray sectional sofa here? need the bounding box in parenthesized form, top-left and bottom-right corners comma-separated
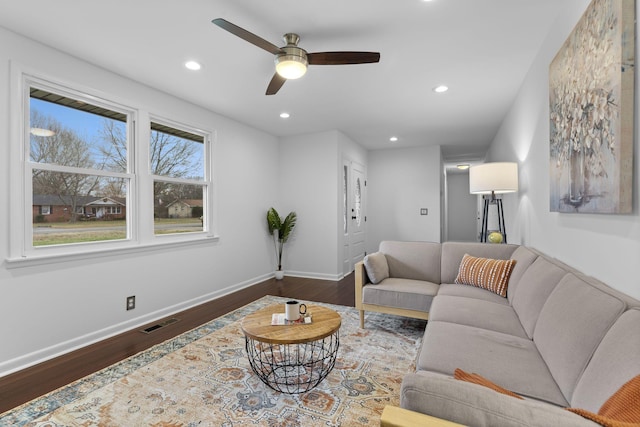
(355, 241, 640, 427)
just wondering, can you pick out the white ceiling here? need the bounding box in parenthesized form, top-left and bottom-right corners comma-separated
(0, 0, 567, 161)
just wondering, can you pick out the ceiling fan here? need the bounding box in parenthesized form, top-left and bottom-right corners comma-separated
(212, 18, 381, 95)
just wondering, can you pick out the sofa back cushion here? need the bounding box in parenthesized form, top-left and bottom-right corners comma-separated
(533, 274, 627, 402)
(505, 246, 539, 303)
(571, 308, 640, 412)
(511, 257, 568, 338)
(440, 242, 518, 284)
(379, 241, 442, 283)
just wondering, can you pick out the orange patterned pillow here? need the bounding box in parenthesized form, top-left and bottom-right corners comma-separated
(454, 368, 523, 399)
(454, 254, 516, 297)
(566, 374, 640, 427)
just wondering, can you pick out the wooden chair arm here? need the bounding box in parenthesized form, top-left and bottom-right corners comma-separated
(380, 406, 466, 427)
(354, 260, 369, 311)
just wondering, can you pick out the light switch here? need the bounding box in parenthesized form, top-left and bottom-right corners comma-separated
(420, 208, 428, 215)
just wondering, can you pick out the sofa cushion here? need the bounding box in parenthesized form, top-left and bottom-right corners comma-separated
(571, 308, 640, 412)
(428, 295, 527, 338)
(505, 246, 539, 302)
(363, 251, 389, 284)
(401, 371, 599, 427)
(380, 241, 442, 283)
(454, 368, 523, 399)
(568, 374, 640, 426)
(437, 283, 510, 304)
(417, 321, 568, 405)
(362, 277, 439, 312)
(440, 242, 518, 284)
(533, 274, 627, 403)
(511, 257, 569, 338)
(454, 254, 516, 297)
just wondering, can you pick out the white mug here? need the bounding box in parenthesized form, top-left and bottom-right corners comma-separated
(285, 300, 307, 321)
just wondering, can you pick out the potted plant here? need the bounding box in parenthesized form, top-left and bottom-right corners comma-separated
(266, 207, 297, 280)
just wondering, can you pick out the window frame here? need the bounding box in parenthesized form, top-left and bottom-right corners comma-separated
(7, 66, 217, 268)
(149, 114, 212, 239)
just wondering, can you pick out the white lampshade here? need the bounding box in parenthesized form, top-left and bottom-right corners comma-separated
(275, 55, 307, 79)
(469, 162, 518, 195)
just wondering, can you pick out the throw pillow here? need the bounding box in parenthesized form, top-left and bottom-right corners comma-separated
(454, 254, 516, 297)
(363, 252, 389, 284)
(566, 374, 640, 427)
(454, 368, 523, 400)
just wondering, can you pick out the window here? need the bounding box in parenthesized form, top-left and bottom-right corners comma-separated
(355, 177, 362, 227)
(343, 165, 348, 234)
(29, 85, 131, 247)
(10, 72, 214, 263)
(150, 120, 207, 235)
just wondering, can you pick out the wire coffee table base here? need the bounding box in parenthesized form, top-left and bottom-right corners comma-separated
(245, 331, 340, 394)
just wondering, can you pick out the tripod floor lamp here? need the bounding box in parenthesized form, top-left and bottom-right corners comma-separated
(469, 162, 518, 243)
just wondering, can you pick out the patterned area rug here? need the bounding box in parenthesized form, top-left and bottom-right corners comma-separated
(0, 296, 426, 426)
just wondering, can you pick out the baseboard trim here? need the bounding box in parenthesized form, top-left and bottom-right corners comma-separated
(284, 270, 345, 281)
(0, 273, 272, 377)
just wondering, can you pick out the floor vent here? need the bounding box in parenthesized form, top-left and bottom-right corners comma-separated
(141, 317, 180, 334)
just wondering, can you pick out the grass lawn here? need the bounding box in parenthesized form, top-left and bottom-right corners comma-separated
(33, 218, 202, 246)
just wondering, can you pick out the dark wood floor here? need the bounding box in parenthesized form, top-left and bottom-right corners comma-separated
(0, 274, 355, 414)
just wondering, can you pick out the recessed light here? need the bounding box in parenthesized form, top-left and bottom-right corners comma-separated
(30, 127, 55, 137)
(185, 61, 201, 71)
(389, 136, 399, 142)
(433, 85, 449, 93)
(457, 164, 470, 170)
(280, 112, 290, 119)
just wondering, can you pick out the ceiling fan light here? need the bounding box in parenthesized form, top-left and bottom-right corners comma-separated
(275, 55, 308, 79)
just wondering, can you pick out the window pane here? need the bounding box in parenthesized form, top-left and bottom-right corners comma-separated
(32, 171, 128, 246)
(154, 182, 204, 235)
(150, 123, 204, 179)
(30, 96, 127, 173)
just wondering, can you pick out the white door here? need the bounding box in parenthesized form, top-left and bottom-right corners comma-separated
(349, 162, 366, 270)
(342, 160, 367, 275)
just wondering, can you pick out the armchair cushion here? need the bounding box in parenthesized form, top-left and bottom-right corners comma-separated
(363, 251, 389, 284)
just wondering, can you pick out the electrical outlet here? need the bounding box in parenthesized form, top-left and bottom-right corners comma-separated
(126, 296, 136, 311)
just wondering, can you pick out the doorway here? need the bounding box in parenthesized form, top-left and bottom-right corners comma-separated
(445, 169, 478, 242)
(342, 160, 367, 275)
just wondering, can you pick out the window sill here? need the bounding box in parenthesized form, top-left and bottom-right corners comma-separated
(5, 234, 220, 269)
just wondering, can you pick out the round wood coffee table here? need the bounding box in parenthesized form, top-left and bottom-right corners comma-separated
(241, 304, 341, 393)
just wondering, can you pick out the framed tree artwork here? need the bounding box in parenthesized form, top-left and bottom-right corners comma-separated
(549, 0, 635, 213)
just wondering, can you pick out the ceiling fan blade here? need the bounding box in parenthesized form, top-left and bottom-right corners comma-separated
(212, 18, 283, 55)
(307, 51, 381, 65)
(266, 73, 287, 95)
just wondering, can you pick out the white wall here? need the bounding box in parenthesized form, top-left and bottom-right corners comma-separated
(487, 0, 640, 300)
(366, 146, 442, 253)
(278, 131, 341, 279)
(276, 130, 368, 279)
(0, 27, 280, 375)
